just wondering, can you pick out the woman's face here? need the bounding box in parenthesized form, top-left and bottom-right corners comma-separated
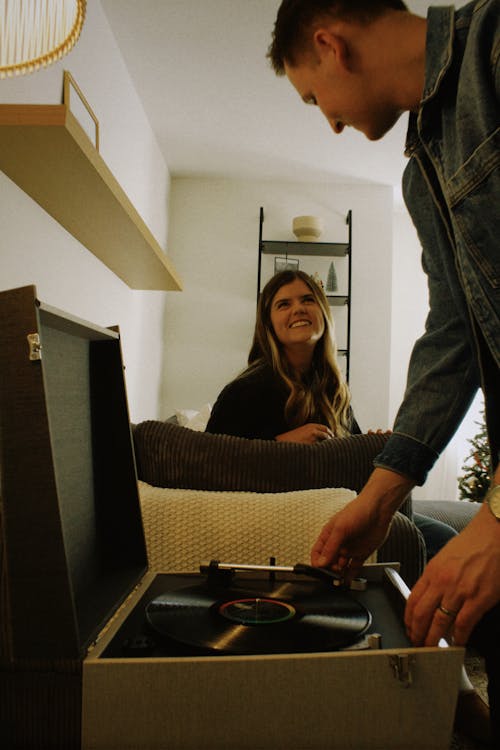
(269, 278, 325, 353)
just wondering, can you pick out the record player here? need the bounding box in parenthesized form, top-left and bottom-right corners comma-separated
(0, 286, 464, 750)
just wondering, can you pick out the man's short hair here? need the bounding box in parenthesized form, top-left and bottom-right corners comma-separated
(268, 0, 408, 74)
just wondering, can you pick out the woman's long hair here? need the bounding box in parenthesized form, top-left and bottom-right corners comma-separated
(245, 270, 352, 436)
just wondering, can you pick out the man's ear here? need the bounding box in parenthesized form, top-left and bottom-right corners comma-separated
(313, 28, 351, 71)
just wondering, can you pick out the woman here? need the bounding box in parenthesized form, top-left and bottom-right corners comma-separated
(206, 269, 488, 742)
(206, 269, 358, 442)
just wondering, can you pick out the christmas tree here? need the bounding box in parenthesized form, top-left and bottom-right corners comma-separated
(457, 407, 491, 502)
(326, 261, 338, 292)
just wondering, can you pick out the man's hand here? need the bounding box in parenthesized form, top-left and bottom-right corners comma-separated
(310, 495, 393, 576)
(276, 423, 334, 444)
(310, 468, 414, 576)
(405, 502, 500, 646)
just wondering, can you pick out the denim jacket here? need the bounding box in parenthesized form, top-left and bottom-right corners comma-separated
(375, 0, 500, 485)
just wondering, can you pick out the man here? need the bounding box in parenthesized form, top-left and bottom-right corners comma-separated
(268, 0, 500, 742)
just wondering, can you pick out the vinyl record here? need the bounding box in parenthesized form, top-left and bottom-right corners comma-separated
(145, 580, 372, 654)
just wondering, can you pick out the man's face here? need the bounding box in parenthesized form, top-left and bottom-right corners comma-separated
(285, 47, 402, 142)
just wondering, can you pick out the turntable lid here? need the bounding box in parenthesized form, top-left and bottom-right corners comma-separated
(0, 285, 148, 660)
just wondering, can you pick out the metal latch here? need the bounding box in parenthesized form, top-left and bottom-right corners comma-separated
(389, 654, 415, 688)
(27, 333, 42, 361)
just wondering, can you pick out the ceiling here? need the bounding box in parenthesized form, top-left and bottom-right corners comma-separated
(101, 0, 465, 198)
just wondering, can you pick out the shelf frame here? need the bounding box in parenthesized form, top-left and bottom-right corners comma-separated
(0, 102, 182, 292)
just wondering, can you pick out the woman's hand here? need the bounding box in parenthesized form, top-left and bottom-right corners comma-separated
(275, 423, 334, 444)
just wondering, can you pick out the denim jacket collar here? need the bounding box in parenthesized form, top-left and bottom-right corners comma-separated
(404, 6, 455, 158)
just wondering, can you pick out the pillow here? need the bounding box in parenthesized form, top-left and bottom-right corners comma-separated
(138, 480, 377, 572)
(174, 403, 212, 432)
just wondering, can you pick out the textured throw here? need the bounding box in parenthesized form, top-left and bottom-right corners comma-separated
(138, 480, 379, 572)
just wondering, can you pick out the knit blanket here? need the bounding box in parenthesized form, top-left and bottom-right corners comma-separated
(138, 480, 378, 573)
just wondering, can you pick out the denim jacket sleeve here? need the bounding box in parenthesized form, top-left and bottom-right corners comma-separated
(375, 160, 481, 484)
(375, 0, 500, 485)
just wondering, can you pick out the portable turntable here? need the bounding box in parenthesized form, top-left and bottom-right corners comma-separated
(104, 560, 375, 658)
(0, 286, 465, 750)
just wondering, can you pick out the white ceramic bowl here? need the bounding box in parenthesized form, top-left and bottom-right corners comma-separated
(292, 215, 324, 242)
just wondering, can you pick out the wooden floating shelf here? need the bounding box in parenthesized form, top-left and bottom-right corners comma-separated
(0, 104, 182, 292)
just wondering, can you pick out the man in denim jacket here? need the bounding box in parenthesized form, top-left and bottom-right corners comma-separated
(268, 0, 500, 739)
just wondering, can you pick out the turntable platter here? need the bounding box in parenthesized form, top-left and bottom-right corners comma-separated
(145, 581, 371, 654)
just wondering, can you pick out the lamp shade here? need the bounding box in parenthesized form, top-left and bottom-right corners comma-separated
(0, 0, 86, 78)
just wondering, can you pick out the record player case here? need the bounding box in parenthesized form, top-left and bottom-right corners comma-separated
(0, 285, 464, 750)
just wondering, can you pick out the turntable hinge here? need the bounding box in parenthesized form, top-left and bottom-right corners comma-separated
(27, 333, 42, 361)
(389, 654, 415, 688)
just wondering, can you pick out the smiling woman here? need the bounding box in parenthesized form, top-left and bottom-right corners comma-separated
(205, 269, 355, 443)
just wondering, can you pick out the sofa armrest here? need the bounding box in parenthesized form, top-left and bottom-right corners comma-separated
(412, 499, 480, 533)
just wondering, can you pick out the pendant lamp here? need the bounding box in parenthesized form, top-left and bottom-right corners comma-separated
(0, 0, 86, 79)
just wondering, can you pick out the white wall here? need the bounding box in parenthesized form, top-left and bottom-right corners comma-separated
(390, 207, 483, 501)
(0, 0, 175, 422)
(162, 177, 393, 432)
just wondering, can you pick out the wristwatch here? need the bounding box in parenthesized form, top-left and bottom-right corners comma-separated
(485, 485, 500, 521)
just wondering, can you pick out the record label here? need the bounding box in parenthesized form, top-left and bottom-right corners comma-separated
(218, 598, 296, 625)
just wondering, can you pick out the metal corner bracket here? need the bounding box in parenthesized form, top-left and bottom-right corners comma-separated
(27, 333, 42, 361)
(389, 653, 415, 688)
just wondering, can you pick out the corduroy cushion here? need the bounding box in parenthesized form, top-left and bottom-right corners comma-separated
(133, 421, 412, 515)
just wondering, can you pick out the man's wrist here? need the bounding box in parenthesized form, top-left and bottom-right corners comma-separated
(362, 467, 415, 520)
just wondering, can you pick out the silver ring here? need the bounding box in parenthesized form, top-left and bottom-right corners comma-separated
(437, 604, 458, 618)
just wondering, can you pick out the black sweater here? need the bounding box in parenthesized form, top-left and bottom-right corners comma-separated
(205, 364, 360, 440)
